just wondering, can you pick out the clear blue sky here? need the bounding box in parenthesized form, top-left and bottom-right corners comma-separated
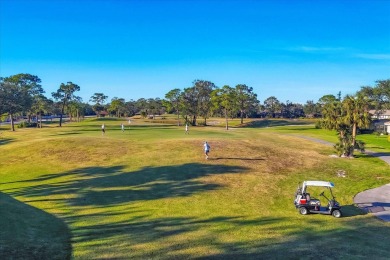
(1, 0, 389, 104)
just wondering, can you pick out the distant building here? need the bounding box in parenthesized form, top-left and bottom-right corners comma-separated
(369, 110, 390, 119)
(384, 122, 390, 134)
(99, 111, 109, 117)
(370, 110, 390, 133)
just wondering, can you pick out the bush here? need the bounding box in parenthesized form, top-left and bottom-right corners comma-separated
(355, 140, 366, 153)
(314, 120, 322, 129)
(358, 128, 374, 134)
(18, 121, 37, 128)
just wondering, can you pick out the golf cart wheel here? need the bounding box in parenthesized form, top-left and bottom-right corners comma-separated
(332, 209, 342, 218)
(299, 207, 308, 215)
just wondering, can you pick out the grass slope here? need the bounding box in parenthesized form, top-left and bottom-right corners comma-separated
(1, 118, 390, 259)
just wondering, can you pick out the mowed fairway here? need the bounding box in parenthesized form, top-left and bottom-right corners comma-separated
(1, 118, 390, 259)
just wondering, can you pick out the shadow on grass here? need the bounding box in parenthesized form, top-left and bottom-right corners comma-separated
(366, 152, 390, 157)
(64, 212, 390, 259)
(56, 132, 82, 136)
(243, 119, 313, 128)
(340, 204, 367, 217)
(0, 192, 71, 259)
(5, 163, 390, 258)
(211, 157, 265, 161)
(8, 163, 248, 206)
(355, 152, 390, 161)
(367, 146, 386, 150)
(0, 138, 13, 146)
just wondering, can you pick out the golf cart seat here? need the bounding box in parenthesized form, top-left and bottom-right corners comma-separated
(309, 199, 321, 206)
(305, 193, 321, 206)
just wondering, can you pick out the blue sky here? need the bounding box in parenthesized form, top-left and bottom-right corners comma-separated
(1, 0, 389, 104)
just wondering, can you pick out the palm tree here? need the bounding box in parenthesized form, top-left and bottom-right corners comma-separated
(342, 95, 371, 149)
(321, 95, 371, 157)
(31, 94, 53, 128)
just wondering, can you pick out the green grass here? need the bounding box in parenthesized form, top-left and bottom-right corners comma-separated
(1, 118, 390, 259)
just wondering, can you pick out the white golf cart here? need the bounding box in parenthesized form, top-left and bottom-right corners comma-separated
(294, 180, 342, 218)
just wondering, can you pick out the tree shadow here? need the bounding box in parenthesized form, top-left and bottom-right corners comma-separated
(355, 152, 390, 161)
(355, 202, 390, 213)
(5, 163, 390, 258)
(8, 163, 248, 206)
(0, 138, 13, 146)
(60, 211, 390, 259)
(339, 204, 367, 217)
(243, 119, 313, 128)
(367, 146, 386, 150)
(192, 218, 390, 259)
(211, 157, 265, 161)
(0, 192, 71, 259)
(56, 132, 82, 136)
(366, 152, 390, 157)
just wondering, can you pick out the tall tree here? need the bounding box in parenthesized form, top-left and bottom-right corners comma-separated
(165, 88, 182, 126)
(124, 100, 137, 117)
(109, 97, 126, 117)
(318, 94, 337, 106)
(303, 100, 319, 118)
(263, 96, 280, 118)
(67, 97, 83, 122)
(31, 94, 53, 128)
(375, 79, 390, 107)
(235, 84, 258, 123)
(90, 93, 108, 117)
(1, 73, 43, 95)
(135, 98, 148, 118)
(181, 86, 199, 126)
(211, 85, 237, 130)
(52, 82, 81, 127)
(194, 80, 216, 125)
(0, 81, 31, 131)
(358, 79, 390, 115)
(1, 73, 44, 122)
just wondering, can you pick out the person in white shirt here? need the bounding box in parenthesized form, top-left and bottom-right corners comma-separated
(204, 141, 210, 159)
(185, 124, 189, 134)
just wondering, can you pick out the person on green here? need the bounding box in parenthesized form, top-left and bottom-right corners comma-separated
(203, 141, 210, 159)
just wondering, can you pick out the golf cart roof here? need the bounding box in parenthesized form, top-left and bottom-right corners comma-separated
(303, 181, 334, 188)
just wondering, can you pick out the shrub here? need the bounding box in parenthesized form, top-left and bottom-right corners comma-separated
(18, 121, 37, 128)
(314, 120, 322, 129)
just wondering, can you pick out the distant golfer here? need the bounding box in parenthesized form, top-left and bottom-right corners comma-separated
(204, 141, 210, 159)
(101, 123, 105, 135)
(121, 123, 125, 132)
(185, 123, 189, 134)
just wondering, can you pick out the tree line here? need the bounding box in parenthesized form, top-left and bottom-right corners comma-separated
(1, 73, 390, 153)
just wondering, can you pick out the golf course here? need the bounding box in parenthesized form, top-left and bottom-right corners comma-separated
(1, 117, 390, 259)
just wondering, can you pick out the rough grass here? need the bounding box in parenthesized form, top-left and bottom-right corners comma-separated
(1, 118, 390, 259)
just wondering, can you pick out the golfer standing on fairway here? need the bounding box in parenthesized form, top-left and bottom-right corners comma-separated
(101, 123, 105, 135)
(204, 141, 210, 159)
